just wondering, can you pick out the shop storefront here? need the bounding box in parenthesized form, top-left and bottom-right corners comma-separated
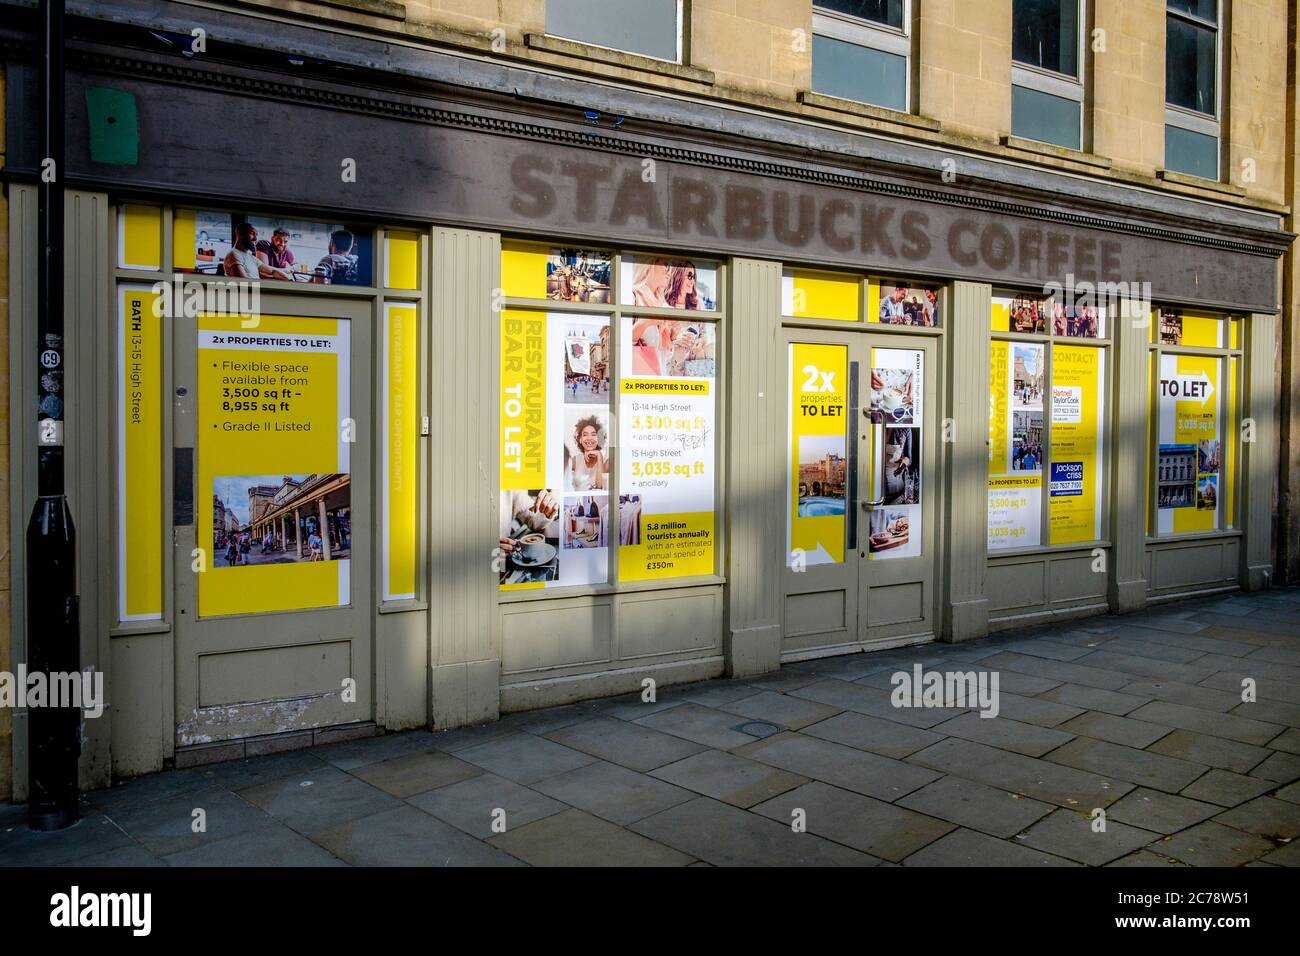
(1, 2, 1288, 786)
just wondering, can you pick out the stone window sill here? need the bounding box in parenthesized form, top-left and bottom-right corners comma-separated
(1001, 135, 1111, 170)
(524, 34, 715, 86)
(797, 91, 941, 132)
(1158, 168, 1246, 197)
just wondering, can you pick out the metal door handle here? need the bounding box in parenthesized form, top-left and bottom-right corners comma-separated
(862, 410, 884, 509)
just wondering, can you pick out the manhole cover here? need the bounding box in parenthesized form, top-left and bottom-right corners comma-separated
(734, 720, 782, 738)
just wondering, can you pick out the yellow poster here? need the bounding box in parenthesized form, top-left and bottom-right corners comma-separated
(119, 285, 164, 621)
(384, 304, 418, 600)
(197, 314, 351, 617)
(788, 343, 848, 566)
(988, 339, 1044, 548)
(500, 309, 547, 490)
(1049, 345, 1103, 544)
(1158, 353, 1220, 534)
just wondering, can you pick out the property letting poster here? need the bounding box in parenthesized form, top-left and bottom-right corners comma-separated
(988, 339, 1044, 549)
(867, 347, 923, 560)
(1158, 353, 1221, 534)
(618, 316, 716, 580)
(198, 315, 352, 617)
(118, 285, 164, 621)
(498, 310, 611, 589)
(1049, 345, 1105, 544)
(788, 343, 848, 567)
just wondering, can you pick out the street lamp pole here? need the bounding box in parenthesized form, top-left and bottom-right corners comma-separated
(27, 0, 80, 831)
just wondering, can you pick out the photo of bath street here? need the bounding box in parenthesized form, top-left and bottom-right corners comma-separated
(1, 0, 1298, 938)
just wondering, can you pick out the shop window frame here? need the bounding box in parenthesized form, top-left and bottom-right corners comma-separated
(1163, 0, 1223, 181)
(987, 287, 1112, 556)
(1011, 0, 1087, 151)
(1146, 308, 1242, 541)
(497, 244, 728, 603)
(811, 0, 913, 114)
(544, 0, 684, 65)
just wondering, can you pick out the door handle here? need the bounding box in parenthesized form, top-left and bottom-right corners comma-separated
(862, 409, 884, 509)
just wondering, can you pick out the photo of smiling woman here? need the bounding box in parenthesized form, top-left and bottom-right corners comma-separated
(564, 411, 610, 492)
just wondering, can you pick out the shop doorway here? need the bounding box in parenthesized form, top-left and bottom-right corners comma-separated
(782, 328, 939, 659)
(171, 292, 373, 745)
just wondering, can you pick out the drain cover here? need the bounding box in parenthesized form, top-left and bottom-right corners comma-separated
(734, 720, 782, 738)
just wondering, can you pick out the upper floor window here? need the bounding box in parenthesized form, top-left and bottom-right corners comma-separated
(811, 0, 911, 113)
(545, 0, 681, 63)
(1011, 0, 1084, 150)
(1164, 0, 1220, 179)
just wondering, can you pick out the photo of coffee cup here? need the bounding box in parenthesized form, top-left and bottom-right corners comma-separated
(517, 533, 546, 561)
(879, 387, 903, 411)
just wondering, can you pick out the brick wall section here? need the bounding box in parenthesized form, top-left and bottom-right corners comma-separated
(1091, 0, 1166, 173)
(918, 0, 1012, 143)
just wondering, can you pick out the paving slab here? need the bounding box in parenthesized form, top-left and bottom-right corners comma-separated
(163, 822, 345, 866)
(1015, 808, 1159, 866)
(1109, 626, 1256, 657)
(488, 808, 694, 867)
(1213, 796, 1300, 842)
(1057, 711, 1173, 749)
(633, 703, 762, 750)
(406, 772, 566, 838)
(856, 664, 1060, 697)
(237, 766, 403, 833)
(504, 701, 603, 735)
(678, 680, 763, 708)
(1126, 700, 1282, 746)
(752, 782, 955, 862)
(931, 712, 1075, 758)
(351, 751, 483, 798)
(979, 652, 1134, 691)
(592, 694, 687, 721)
(1180, 768, 1279, 808)
(1075, 650, 1219, 684)
(1038, 683, 1151, 717)
(1148, 821, 1276, 867)
(907, 737, 1132, 808)
(896, 775, 1055, 838)
(1106, 850, 1187, 867)
(454, 732, 598, 784)
(1259, 841, 1300, 866)
(718, 690, 842, 730)
(1116, 679, 1242, 713)
(314, 731, 439, 771)
(900, 827, 1079, 866)
(1200, 672, 1300, 705)
(789, 679, 967, 728)
(799, 710, 944, 758)
(544, 716, 708, 772)
(649, 750, 807, 808)
(1248, 750, 1300, 783)
(1147, 729, 1270, 775)
(310, 804, 523, 866)
(532, 760, 695, 825)
(106, 785, 271, 856)
(1234, 698, 1300, 728)
(0, 814, 137, 867)
(1267, 727, 1300, 754)
(631, 796, 878, 866)
(986, 691, 1085, 728)
(737, 732, 941, 801)
(1046, 737, 1208, 793)
(1097, 638, 1211, 665)
(1105, 788, 1221, 835)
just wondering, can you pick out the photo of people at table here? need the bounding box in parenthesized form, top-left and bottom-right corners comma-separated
(547, 249, 612, 303)
(1011, 294, 1048, 333)
(499, 488, 561, 584)
(621, 255, 718, 311)
(629, 318, 716, 377)
(184, 211, 372, 286)
(1053, 302, 1101, 338)
(877, 282, 940, 327)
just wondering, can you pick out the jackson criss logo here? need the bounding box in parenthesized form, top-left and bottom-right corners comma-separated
(891, 664, 1001, 718)
(151, 274, 260, 324)
(49, 886, 152, 936)
(0, 666, 104, 718)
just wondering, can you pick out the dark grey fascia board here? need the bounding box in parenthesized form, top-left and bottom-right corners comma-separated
(7, 0, 1287, 239)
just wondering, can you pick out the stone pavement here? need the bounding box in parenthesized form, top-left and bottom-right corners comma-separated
(3, 589, 1299, 867)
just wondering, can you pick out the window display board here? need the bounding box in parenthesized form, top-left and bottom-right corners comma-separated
(988, 340, 1044, 549)
(868, 347, 924, 559)
(198, 314, 352, 616)
(1157, 353, 1222, 534)
(1048, 345, 1105, 544)
(617, 317, 717, 580)
(499, 309, 611, 589)
(787, 343, 849, 566)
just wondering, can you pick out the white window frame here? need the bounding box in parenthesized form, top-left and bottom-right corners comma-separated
(1164, 1, 1222, 178)
(1010, 0, 1086, 149)
(545, 0, 683, 65)
(811, 1, 913, 112)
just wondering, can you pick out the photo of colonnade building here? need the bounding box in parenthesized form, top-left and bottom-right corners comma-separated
(212, 473, 352, 566)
